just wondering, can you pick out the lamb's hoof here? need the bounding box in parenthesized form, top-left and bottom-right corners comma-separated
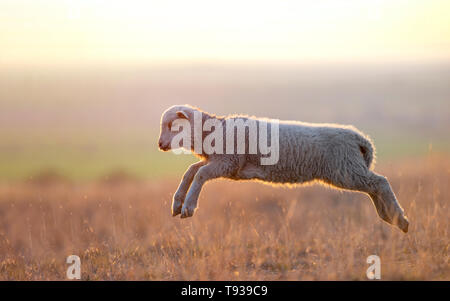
(172, 201, 182, 216)
(180, 205, 195, 218)
(172, 207, 181, 217)
(397, 215, 409, 233)
(171, 194, 184, 217)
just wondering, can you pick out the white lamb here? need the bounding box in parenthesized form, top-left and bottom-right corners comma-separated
(158, 104, 409, 233)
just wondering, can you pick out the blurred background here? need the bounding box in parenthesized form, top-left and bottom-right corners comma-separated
(1, 0, 449, 181)
(0, 0, 449, 281)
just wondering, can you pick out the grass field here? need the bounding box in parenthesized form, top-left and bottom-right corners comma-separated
(0, 155, 448, 280)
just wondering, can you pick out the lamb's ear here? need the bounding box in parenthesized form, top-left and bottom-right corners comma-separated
(176, 110, 189, 119)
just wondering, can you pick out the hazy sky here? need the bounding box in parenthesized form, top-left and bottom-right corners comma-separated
(1, 0, 449, 66)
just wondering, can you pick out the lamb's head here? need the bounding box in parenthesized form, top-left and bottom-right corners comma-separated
(158, 105, 196, 152)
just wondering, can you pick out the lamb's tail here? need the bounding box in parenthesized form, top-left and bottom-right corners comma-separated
(357, 135, 375, 169)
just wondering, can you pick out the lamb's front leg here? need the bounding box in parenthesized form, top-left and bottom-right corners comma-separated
(172, 161, 207, 216)
(180, 162, 228, 218)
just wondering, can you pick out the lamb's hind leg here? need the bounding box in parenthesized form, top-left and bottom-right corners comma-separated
(367, 173, 409, 232)
(336, 171, 409, 233)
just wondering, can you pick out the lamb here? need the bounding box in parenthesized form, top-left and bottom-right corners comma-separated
(158, 104, 409, 233)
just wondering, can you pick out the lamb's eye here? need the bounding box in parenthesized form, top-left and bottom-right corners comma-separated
(168, 121, 172, 130)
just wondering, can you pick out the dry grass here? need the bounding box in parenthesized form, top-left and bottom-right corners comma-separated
(0, 156, 448, 280)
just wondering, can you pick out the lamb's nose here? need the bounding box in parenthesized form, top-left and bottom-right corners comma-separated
(158, 141, 163, 148)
